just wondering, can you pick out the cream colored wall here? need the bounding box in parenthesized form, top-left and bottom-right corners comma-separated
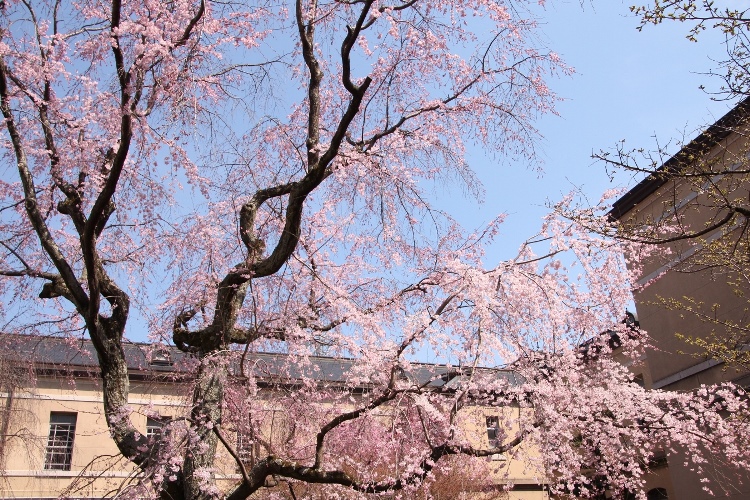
(458, 405, 545, 487)
(618, 126, 750, 499)
(633, 266, 748, 384)
(1, 374, 188, 498)
(619, 128, 750, 388)
(1, 374, 549, 499)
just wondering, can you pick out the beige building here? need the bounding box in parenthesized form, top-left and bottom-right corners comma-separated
(0, 335, 191, 499)
(0, 335, 549, 499)
(610, 99, 750, 500)
(17, 114, 750, 499)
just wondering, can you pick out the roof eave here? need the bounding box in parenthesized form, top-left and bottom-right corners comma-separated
(610, 97, 750, 220)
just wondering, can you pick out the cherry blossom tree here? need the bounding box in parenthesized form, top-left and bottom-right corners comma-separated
(0, 1, 748, 499)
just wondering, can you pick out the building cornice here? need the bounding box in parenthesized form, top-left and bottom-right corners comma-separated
(610, 97, 750, 220)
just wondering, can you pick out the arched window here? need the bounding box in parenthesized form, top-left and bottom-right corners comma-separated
(647, 488, 668, 500)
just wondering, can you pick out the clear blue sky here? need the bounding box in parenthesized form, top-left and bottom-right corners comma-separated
(121, 2, 736, 342)
(447, 0, 737, 263)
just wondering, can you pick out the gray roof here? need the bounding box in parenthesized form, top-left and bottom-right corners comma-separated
(0, 334, 524, 389)
(0, 334, 190, 374)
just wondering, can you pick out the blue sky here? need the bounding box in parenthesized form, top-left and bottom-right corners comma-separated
(0, 2, 737, 344)
(114, 2, 743, 342)
(447, 0, 738, 263)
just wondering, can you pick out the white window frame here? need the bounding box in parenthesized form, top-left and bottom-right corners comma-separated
(486, 415, 500, 445)
(146, 416, 166, 440)
(44, 412, 77, 471)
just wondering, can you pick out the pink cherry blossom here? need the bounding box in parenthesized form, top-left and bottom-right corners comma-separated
(0, 1, 746, 499)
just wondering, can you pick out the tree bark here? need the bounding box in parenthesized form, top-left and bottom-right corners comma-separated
(183, 355, 227, 500)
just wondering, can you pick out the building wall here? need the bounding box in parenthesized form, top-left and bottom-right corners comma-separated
(614, 109, 750, 499)
(622, 135, 750, 388)
(1, 373, 189, 499)
(0, 370, 549, 499)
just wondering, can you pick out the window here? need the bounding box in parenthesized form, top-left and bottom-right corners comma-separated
(486, 416, 499, 445)
(648, 449, 668, 469)
(647, 488, 668, 500)
(150, 348, 173, 367)
(146, 416, 165, 440)
(486, 416, 506, 460)
(44, 412, 77, 471)
(236, 431, 260, 468)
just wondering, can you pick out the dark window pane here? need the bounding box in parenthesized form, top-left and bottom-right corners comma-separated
(486, 416, 499, 443)
(647, 488, 668, 500)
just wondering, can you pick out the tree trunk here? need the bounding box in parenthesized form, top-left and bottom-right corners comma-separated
(183, 355, 227, 500)
(97, 333, 150, 462)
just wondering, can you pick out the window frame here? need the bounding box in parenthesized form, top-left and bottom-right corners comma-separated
(146, 416, 167, 441)
(44, 412, 77, 471)
(236, 430, 260, 468)
(486, 415, 500, 445)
